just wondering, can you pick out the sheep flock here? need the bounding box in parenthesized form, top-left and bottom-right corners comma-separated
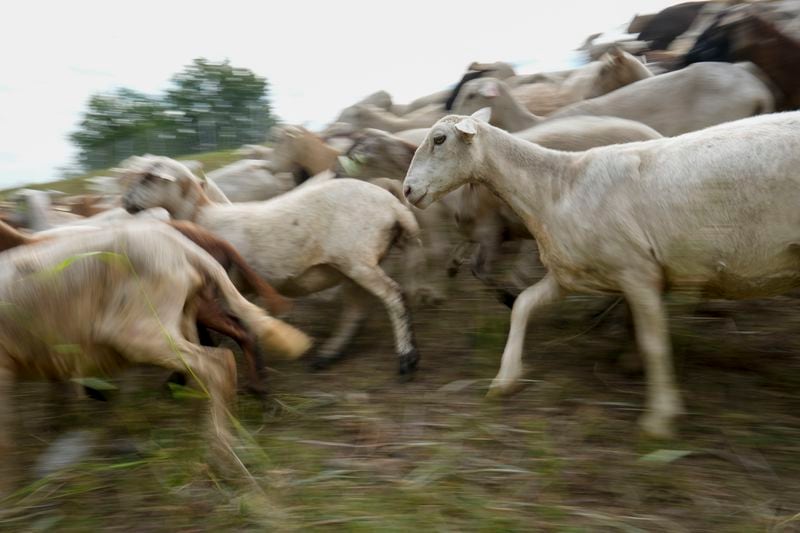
(3, 1, 800, 528)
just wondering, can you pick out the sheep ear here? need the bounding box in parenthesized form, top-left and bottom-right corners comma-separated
(471, 107, 491, 123)
(154, 172, 176, 182)
(455, 118, 477, 142)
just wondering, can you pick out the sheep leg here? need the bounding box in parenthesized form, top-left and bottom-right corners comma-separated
(446, 240, 474, 278)
(621, 276, 684, 439)
(346, 265, 419, 375)
(404, 229, 445, 307)
(118, 334, 237, 446)
(310, 282, 368, 370)
(487, 274, 564, 397)
(471, 238, 519, 309)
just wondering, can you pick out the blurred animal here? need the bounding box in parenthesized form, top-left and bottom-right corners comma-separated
(637, 1, 708, 50)
(510, 49, 653, 116)
(235, 144, 274, 160)
(404, 110, 800, 438)
(550, 62, 774, 136)
(453, 77, 662, 136)
(121, 156, 422, 375)
(333, 104, 446, 134)
(206, 159, 295, 202)
(444, 61, 518, 111)
(270, 125, 340, 180)
(7, 189, 84, 231)
(684, 10, 800, 110)
(0, 216, 293, 396)
(0, 222, 310, 484)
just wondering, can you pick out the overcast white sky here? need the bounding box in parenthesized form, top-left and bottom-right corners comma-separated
(0, 0, 681, 188)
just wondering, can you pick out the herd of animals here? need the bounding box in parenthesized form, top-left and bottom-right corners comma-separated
(1, 0, 800, 484)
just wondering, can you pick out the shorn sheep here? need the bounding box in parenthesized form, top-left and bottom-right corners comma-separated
(121, 156, 422, 374)
(404, 110, 800, 438)
(0, 222, 311, 491)
(341, 114, 661, 304)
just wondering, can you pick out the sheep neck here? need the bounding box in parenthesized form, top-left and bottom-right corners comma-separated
(474, 124, 576, 242)
(179, 182, 212, 222)
(495, 85, 542, 133)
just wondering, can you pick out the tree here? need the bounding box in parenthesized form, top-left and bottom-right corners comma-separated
(69, 58, 275, 172)
(165, 58, 275, 153)
(69, 89, 169, 170)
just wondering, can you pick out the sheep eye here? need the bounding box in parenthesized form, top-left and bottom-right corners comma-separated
(433, 135, 446, 146)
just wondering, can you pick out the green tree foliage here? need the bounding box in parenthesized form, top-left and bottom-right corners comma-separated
(69, 59, 275, 171)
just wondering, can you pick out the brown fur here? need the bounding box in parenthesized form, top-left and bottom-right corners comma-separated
(0, 220, 36, 251)
(60, 195, 111, 218)
(727, 14, 800, 110)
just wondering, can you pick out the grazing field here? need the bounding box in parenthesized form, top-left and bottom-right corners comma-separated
(2, 246, 799, 532)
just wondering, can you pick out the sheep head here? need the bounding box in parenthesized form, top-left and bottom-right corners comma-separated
(593, 47, 653, 97)
(269, 124, 309, 174)
(338, 129, 417, 180)
(403, 108, 491, 209)
(120, 155, 207, 220)
(451, 77, 502, 117)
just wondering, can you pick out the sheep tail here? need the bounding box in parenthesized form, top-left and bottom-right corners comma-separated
(183, 240, 312, 360)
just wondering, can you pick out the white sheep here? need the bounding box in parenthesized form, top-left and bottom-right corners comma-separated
(121, 156, 422, 374)
(342, 113, 661, 303)
(403, 110, 800, 438)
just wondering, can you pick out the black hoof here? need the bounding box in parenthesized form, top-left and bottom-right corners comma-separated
(398, 348, 420, 376)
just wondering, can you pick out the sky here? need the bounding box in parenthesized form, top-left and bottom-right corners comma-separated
(0, 0, 682, 189)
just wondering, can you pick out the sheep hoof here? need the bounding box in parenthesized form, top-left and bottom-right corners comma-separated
(398, 348, 419, 376)
(638, 414, 677, 440)
(486, 378, 525, 399)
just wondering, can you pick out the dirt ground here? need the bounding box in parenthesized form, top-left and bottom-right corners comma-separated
(2, 244, 800, 532)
